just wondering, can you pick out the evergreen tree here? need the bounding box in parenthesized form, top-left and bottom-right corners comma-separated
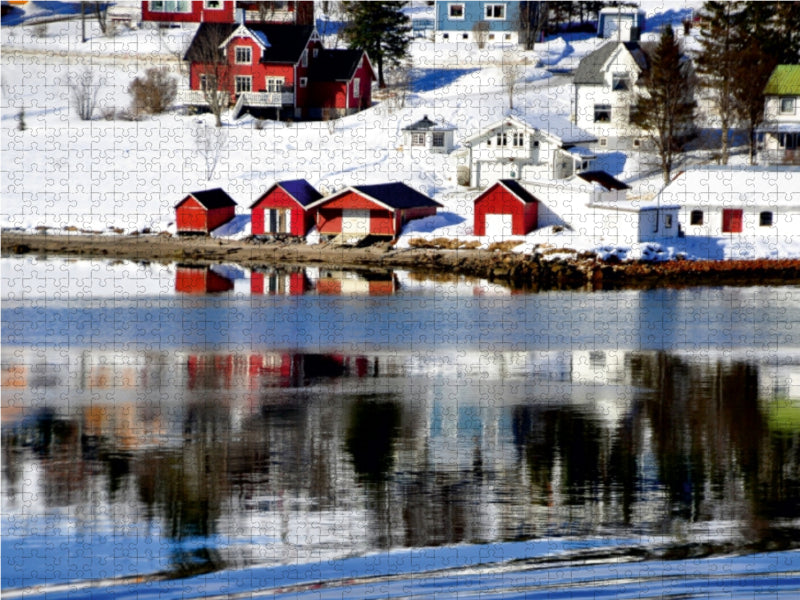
(731, 36, 776, 165)
(342, 2, 411, 89)
(695, 1, 745, 165)
(631, 25, 696, 186)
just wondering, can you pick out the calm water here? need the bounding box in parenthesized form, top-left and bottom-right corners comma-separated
(3, 257, 800, 598)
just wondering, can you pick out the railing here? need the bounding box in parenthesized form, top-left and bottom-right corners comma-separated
(243, 9, 294, 23)
(177, 89, 229, 107)
(760, 149, 800, 166)
(237, 90, 293, 108)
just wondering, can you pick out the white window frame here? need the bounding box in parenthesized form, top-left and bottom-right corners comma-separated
(780, 97, 796, 114)
(432, 132, 445, 147)
(265, 77, 285, 93)
(448, 3, 465, 19)
(353, 78, 361, 98)
(301, 49, 308, 68)
(594, 104, 611, 123)
(411, 132, 426, 146)
(149, 0, 191, 12)
(612, 73, 630, 91)
(234, 46, 252, 64)
(496, 132, 507, 146)
(299, 77, 307, 88)
(512, 131, 524, 147)
(235, 75, 252, 94)
(485, 3, 506, 20)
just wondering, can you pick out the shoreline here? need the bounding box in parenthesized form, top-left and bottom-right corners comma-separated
(4, 231, 800, 291)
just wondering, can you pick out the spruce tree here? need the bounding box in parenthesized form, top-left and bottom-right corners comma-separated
(731, 37, 776, 165)
(342, 2, 411, 89)
(631, 25, 696, 186)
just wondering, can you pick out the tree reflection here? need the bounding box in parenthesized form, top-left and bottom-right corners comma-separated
(345, 396, 401, 484)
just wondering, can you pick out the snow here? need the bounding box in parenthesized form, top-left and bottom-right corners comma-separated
(3, 1, 799, 262)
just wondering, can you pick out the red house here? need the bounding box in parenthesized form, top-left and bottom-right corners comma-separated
(306, 183, 442, 241)
(181, 21, 375, 120)
(142, 1, 314, 25)
(175, 266, 235, 294)
(473, 179, 539, 237)
(250, 179, 322, 236)
(175, 188, 237, 234)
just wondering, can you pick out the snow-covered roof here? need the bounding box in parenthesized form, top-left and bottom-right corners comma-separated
(573, 41, 647, 85)
(657, 167, 800, 207)
(403, 115, 456, 132)
(463, 114, 595, 147)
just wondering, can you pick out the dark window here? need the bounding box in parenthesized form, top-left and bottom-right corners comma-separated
(432, 132, 445, 147)
(612, 74, 630, 91)
(690, 210, 703, 225)
(594, 104, 611, 122)
(235, 46, 251, 64)
(779, 132, 799, 149)
(448, 3, 464, 18)
(496, 132, 507, 146)
(485, 4, 505, 19)
(780, 97, 796, 114)
(512, 132, 524, 147)
(760, 211, 773, 227)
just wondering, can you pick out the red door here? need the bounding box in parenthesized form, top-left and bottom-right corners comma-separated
(722, 209, 743, 233)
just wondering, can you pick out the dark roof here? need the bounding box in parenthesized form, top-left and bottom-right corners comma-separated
(179, 188, 237, 209)
(351, 183, 442, 209)
(497, 179, 539, 204)
(402, 115, 456, 131)
(573, 41, 645, 85)
(185, 23, 314, 64)
(576, 171, 630, 191)
(251, 179, 323, 208)
(308, 49, 369, 82)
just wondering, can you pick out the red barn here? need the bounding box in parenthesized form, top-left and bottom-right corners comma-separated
(175, 266, 235, 294)
(307, 183, 442, 241)
(473, 179, 539, 237)
(250, 179, 322, 236)
(175, 188, 237, 234)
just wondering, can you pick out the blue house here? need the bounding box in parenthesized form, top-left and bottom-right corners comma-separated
(434, 1, 522, 45)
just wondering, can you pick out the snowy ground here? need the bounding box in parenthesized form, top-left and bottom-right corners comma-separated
(3, 0, 798, 261)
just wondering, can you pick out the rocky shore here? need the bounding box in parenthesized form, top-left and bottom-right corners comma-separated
(4, 231, 800, 291)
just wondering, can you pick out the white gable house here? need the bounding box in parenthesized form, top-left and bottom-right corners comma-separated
(458, 114, 597, 188)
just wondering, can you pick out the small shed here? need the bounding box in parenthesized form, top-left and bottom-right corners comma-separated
(175, 188, 237, 234)
(597, 7, 646, 42)
(473, 179, 539, 237)
(250, 179, 322, 237)
(307, 183, 442, 240)
(403, 115, 456, 153)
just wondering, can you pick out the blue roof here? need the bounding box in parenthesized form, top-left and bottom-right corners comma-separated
(278, 179, 323, 206)
(251, 29, 270, 48)
(352, 183, 442, 209)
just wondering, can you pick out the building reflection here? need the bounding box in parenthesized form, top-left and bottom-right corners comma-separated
(3, 347, 800, 567)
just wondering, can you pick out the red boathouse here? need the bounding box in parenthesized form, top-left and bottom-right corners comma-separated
(175, 188, 237, 234)
(473, 179, 539, 237)
(250, 179, 322, 236)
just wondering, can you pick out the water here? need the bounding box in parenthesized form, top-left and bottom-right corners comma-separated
(3, 257, 800, 598)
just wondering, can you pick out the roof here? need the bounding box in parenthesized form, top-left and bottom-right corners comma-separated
(764, 65, 800, 96)
(657, 166, 800, 207)
(495, 179, 539, 204)
(308, 49, 372, 82)
(184, 23, 314, 64)
(178, 188, 237, 209)
(307, 182, 442, 211)
(463, 113, 596, 147)
(573, 41, 646, 85)
(576, 171, 630, 191)
(403, 115, 456, 132)
(250, 179, 322, 208)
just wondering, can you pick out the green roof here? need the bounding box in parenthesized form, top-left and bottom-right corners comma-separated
(764, 65, 800, 95)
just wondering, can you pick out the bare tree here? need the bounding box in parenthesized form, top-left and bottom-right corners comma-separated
(69, 69, 102, 121)
(187, 25, 233, 127)
(472, 21, 490, 49)
(128, 67, 178, 115)
(94, 2, 110, 36)
(194, 122, 228, 180)
(502, 55, 523, 110)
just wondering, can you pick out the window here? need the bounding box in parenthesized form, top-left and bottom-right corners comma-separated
(485, 3, 506, 19)
(199, 74, 217, 91)
(690, 210, 703, 225)
(599, 138, 608, 147)
(512, 132, 524, 147)
(448, 3, 465, 19)
(594, 104, 611, 122)
(204, 0, 223, 8)
(235, 46, 251, 64)
(760, 211, 773, 227)
(235, 76, 252, 94)
(443, 33, 450, 39)
(632, 138, 641, 148)
(462, 33, 469, 39)
(353, 78, 360, 98)
(779, 132, 800, 149)
(612, 73, 630, 91)
(722, 208, 743, 233)
(489, 33, 495, 40)
(664, 214, 673, 229)
(780, 97, 796, 114)
(301, 49, 308, 68)
(299, 77, 307, 88)
(496, 132, 507, 146)
(432, 132, 445, 147)
(149, 0, 190, 12)
(412, 132, 426, 146)
(265, 77, 284, 92)
(313, 48, 319, 58)
(505, 33, 511, 40)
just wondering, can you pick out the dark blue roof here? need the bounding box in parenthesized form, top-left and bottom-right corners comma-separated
(251, 179, 322, 208)
(352, 183, 441, 209)
(498, 180, 539, 204)
(178, 188, 237, 209)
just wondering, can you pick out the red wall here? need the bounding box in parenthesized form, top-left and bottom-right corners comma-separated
(142, 1, 234, 23)
(251, 187, 315, 236)
(347, 55, 374, 111)
(473, 185, 538, 236)
(315, 192, 437, 237)
(176, 196, 208, 232)
(176, 267, 234, 294)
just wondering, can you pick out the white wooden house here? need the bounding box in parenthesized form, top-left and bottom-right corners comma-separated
(402, 115, 456, 153)
(758, 65, 800, 166)
(457, 114, 597, 188)
(657, 166, 800, 236)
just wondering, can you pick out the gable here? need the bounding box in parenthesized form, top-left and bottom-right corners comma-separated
(764, 65, 800, 96)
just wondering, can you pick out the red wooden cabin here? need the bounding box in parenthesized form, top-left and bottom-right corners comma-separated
(175, 188, 237, 234)
(142, 1, 314, 25)
(175, 266, 235, 294)
(473, 179, 539, 237)
(307, 183, 442, 240)
(250, 179, 322, 236)
(306, 50, 376, 119)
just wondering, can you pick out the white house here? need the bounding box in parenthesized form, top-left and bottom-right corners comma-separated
(657, 166, 800, 236)
(572, 41, 649, 150)
(597, 7, 646, 42)
(529, 170, 680, 244)
(758, 65, 800, 166)
(402, 115, 457, 154)
(457, 114, 597, 188)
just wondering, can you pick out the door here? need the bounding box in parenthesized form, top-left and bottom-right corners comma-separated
(722, 209, 743, 233)
(266, 209, 290, 234)
(485, 213, 514, 240)
(342, 209, 370, 235)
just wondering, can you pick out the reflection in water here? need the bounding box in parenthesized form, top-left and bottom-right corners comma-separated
(3, 348, 800, 586)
